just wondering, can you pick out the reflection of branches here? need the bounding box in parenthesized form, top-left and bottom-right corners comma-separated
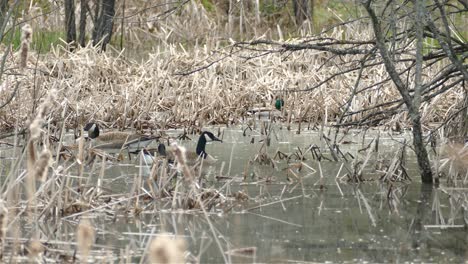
(384, 183, 409, 214)
(355, 188, 376, 227)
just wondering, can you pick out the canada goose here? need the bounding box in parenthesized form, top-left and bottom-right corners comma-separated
(157, 143, 174, 163)
(156, 131, 222, 164)
(84, 122, 157, 152)
(195, 131, 222, 159)
(141, 148, 157, 165)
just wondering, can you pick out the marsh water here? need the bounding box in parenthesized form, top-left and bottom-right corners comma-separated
(1, 125, 467, 263)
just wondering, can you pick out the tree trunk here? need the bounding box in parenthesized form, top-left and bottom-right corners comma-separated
(411, 0, 433, 184)
(64, 0, 77, 47)
(0, 0, 8, 29)
(78, 0, 87, 47)
(411, 183, 432, 249)
(293, 0, 310, 26)
(92, 0, 101, 42)
(93, 0, 115, 51)
(462, 84, 468, 141)
(364, 0, 433, 184)
(411, 114, 434, 183)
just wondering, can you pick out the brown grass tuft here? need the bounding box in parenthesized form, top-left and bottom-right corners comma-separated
(148, 236, 186, 264)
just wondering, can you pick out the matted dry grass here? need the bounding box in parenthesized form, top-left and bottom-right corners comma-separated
(0, 23, 465, 135)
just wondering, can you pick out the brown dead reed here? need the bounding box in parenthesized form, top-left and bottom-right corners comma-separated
(0, 25, 464, 135)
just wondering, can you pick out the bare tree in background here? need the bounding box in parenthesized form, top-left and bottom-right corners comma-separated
(0, 0, 8, 29)
(78, 0, 88, 47)
(293, 0, 312, 26)
(64, 0, 77, 47)
(93, 0, 115, 51)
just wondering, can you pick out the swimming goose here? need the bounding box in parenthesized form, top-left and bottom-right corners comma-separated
(194, 131, 223, 160)
(84, 122, 157, 152)
(156, 143, 173, 161)
(141, 148, 157, 165)
(156, 131, 222, 164)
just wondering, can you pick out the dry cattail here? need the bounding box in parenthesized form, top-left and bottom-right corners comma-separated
(36, 88, 57, 118)
(34, 148, 51, 182)
(171, 143, 187, 165)
(28, 240, 44, 258)
(76, 218, 95, 261)
(29, 89, 56, 141)
(77, 129, 85, 165)
(0, 200, 7, 242)
(148, 236, 186, 264)
(29, 118, 43, 141)
(20, 24, 32, 68)
(27, 140, 37, 168)
(170, 143, 193, 182)
(26, 140, 37, 205)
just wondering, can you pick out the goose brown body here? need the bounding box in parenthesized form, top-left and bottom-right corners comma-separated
(84, 123, 156, 152)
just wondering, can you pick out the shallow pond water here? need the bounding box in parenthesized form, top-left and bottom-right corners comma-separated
(1, 125, 467, 263)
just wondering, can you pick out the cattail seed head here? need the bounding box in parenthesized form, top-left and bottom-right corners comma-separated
(0, 200, 7, 242)
(36, 88, 57, 118)
(171, 143, 193, 181)
(29, 89, 56, 141)
(76, 218, 95, 261)
(29, 118, 43, 141)
(21, 24, 32, 42)
(148, 236, 186, 264)
(34, 148, 51, 182)
(28, 240, 44, 258)
(20, 24, 32, 68)
(27, 140, 37, 166)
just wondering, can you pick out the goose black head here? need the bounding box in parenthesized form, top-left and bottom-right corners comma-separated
(157, 143, 167, 157)
(196, 131, 222, 159)
(84, 122, 99, 139)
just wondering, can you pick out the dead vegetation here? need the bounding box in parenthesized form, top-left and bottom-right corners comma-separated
(0, 29, 464, 137)
(0, 10, 466, 262)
